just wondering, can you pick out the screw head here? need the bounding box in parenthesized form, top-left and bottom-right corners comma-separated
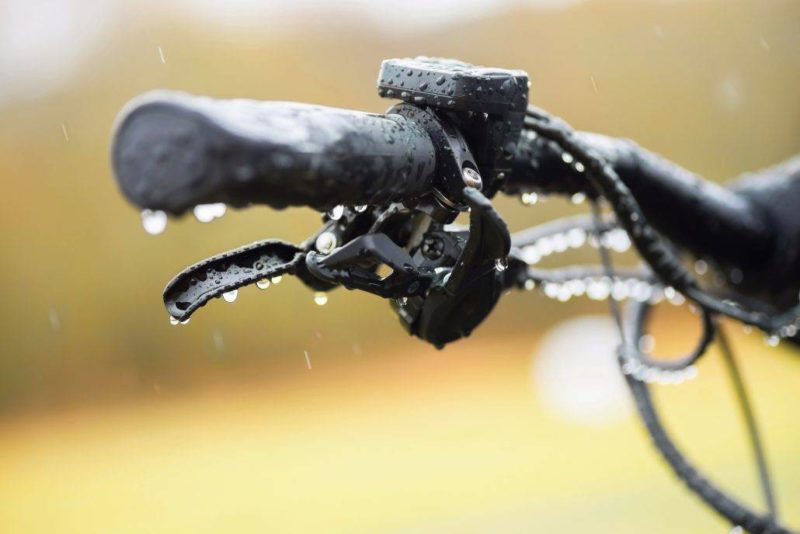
(421, 236, 445, 260)
(462, 167, 483, 190)
(315, 232, 338, 254)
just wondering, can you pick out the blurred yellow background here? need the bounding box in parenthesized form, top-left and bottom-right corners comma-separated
(1, 0, 799, 531)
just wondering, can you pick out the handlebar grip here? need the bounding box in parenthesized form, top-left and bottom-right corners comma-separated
(111, 91, 437, 214)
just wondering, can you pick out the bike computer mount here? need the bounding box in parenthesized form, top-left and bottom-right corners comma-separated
(378, 57, 529, 204)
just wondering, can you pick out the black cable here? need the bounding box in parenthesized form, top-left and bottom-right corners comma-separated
(717, 324, 779, 520)
(580, 147, 791, 532)
(523, 107, 800, 336)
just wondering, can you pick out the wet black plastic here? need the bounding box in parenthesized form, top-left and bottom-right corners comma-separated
(112, 91, 437, 214)
(505, 131, 775, 272)
(164, 239, 303, 321)
(378, 57, 528, 114)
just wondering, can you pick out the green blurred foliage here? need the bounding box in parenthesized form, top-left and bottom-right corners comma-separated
(1, 0, 799, 413)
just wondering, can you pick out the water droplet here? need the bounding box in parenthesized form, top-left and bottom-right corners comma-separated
(694, 259, 708, 275)
(222, 289, 238, 303)
(574, 162, 585, 173)
(314, 292, 328, 306)
(551, 234, 569, 253)
(535, 237, 554, 257)
(328, 205, 344, 221)
(256, 279, 271, 290)
(524, 279, 536, 291)
(766, 335, 780, 347)
(561, 152, 574, 164)
(638, 334, 656, 353)
(494, 258, 507, 272)
(566, 228, 586, 248)
(271, 275, 283, 284)
(543, 283, 560, 299)
(354, 205, 367, 213)
(587, 279, 611, 301)
(193, 203, 227, 223)
(141, 209, 167, 235)
(170, 316, 179, 326)
(521, 247, 540, 264)
(570, 192, 586, 205)
(520, 192, 538, 205)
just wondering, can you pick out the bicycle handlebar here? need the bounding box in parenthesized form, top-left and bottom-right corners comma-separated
(505, 131, 776, 272)
(112, 91, 437, 214)
(110, 87, 800, 313)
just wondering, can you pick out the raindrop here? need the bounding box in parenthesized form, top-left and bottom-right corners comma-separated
(524, 279, 536, 291)
(521, 247, 540, 264)
(609, 230, 631, 252)
(570, 192, 586, 205)
(536, 237, 554, 256)
(561, 152, 574, 164)
(48, 308, 61, 332)
(587, 279, 611, 301)
(566, 228, 586, 248)
(494, 258, 507, 272)
(574, 162, 585, 173)
(193, 203, 227, 223)
(638, 334, 656, 353)
(170, 316, 179, 325)
(520, 192, 538, 205)
(314, 292, 328, 306)
(566, 279, 586, 297)
(256, 279, 271, 290)
(694, 259, 708, 275)
(557, 286, 572, 302)
(766, 335, 780, 347)
(271, 275, 283, 284)
(781, 324, 798, 338)
(543, 283, 560, 299)
(354, 205, 368, 213)
(328, 205, 344, 221)
(212, 330, 224, 353)
(222, 289, 238, 303)
(551, 234, 568, 253)
(141, 209, 167, 235)
(611, 280, 629, 301)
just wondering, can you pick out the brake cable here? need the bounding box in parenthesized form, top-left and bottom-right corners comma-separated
(523, 112, 791, 532)
(523, 107, 800, 338)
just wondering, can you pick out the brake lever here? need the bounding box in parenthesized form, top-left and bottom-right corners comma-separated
(164, 239, 306, 322)
(305, 233, 434, 299)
